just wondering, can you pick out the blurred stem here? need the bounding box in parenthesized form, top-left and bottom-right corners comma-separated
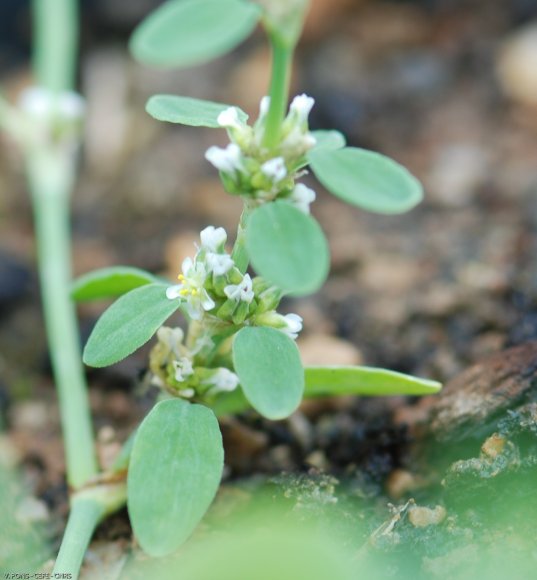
(262, 36, 292, 150)
(231, 206, 251, 273)
(33, 0, 78, 92)
(27, 147, 99, 488)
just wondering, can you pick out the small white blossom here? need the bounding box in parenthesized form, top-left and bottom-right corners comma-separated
(205, 143, 244, 174)
(290, 183, 316, 214)
(217, 107, 244, 131)
(18, 87, 85, 120)
(261, 157, 287, 183)
(224, 273, 255, 304)
(281, 313, 303, 340)
(259, 96, 271, 118)
(290, 94, 315, 124)
(156, 326, 185, 357)
(205, 252, 234, 276)
(166, 257, 215, 320)
(200, 226, 227, 252)
(203, 368, 240, 395)
(173, 357, 194, 382)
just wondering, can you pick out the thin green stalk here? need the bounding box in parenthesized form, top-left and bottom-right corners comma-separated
(262, 37, 292, 150)
(33, 0, 78, 93)
(52, 483, 126, 578)
(27, 147, 98, 488)
(231, 206, 251, 273)
(53, 498, 104, 578)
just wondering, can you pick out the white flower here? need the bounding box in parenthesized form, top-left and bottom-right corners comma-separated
(156, 326, 185, 357)
(205, 143, 244, 174)
(217, 107, 244, 131)
(205, 252, 234, 276)
(166, 257, 215, 320)
(259, 96, 271, 118)
(224, 273, 254, 303)
(281, 313, 303, 340)
(173, 357, 194, 382)
(290, 94, 315, 124)
(290, 183, 316, 214)
(18, 87, 85, 120)
(59, 92, 86, 119)
(261, 157, 287, 183)
(203, 368, 240, 395)
(200, 226, 227, 252)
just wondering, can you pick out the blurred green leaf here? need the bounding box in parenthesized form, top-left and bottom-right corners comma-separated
(128, 400, 223, 556)
(309, 147, 423, 214)
(246, 201, 329, 296)
(83, 284, 180, 367)
(146, 95, 248, 127)
(305, 366, 442, 397)
(71, 266, 161, 302)
(233, 326, 304, 419)
(309, 129, 346, 151)
(130, 0, 262, 68)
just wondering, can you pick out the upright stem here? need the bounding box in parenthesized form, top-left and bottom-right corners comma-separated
(52, 497, 105, 577)
(27, 147, 98, 488)
(231, 206, 251, 274)
(262, 37, 292, 151)
(33, 0, 78, 93)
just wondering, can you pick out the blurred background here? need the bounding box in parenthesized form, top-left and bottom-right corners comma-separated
(2, 0, 537, 575)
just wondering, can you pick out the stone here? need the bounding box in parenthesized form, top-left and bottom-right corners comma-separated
(408, 504, 447, 528)
(497, 23, 537, 107)
(298, 333, 363, 366)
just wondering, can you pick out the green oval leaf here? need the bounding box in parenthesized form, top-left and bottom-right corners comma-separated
(304, 366, 442, 397)
(71, 266, 161, 302)
(83, 283, 180, 367)
(246, 201, 329, 296)
(128, 399, 223, 556)
(309, 129, 346, 151)
(130, 0, 262, 68)
(233, 327, 304, 419)
(146, 95, 248, 127)
(309, 147, 423, 214)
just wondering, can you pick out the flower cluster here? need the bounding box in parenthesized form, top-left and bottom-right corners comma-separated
(149, 326, 240, 400)
(155, 226, 303, 399)
(205, 94, 317, 214)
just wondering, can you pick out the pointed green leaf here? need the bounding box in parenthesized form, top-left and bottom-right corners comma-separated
(130, 0, 262, 68)
(233, 327, 304, 419)
(309, 147, 423, 214)
(83, 283, 180, 367)
(146, 95, 248, 127)
(246, 201, 329, 296)
(309, 130, 346, 152)
(304, 366, 442, 397)
(71, 266, 162, 302)
(128, 399, 224, 556)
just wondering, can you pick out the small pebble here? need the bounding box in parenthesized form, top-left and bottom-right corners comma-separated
(408, 505, 447, 528)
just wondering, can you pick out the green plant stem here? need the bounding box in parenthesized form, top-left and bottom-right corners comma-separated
(33, 0, 78, 93)
(53, 483, 127, 578)
(262, 37, 292, 150)
(231, 206, 251, 273)
(27, 147, 99, 488)
(53, 498, 104, 578)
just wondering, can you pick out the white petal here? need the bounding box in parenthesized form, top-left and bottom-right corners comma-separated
(166, 285, 183, 300)
(181, 257, 194, 276)
(205, 252, 234, 275)
(200, 226, 227, 252)
(217, 107, 241, 129)
(201, 291, 216, 312)
(261, 157, 287, 182)
(290, 94, 315, 121)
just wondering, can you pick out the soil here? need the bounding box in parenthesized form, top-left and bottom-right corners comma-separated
(2, 0, 537, 578)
